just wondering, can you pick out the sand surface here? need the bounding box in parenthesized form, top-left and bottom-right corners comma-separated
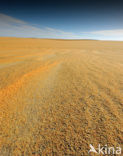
(0, 37, 123, 155)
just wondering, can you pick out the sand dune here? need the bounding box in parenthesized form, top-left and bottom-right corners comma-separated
(0, 37, 123, 155)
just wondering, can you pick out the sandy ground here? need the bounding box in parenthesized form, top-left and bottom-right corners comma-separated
(0, 37, 123, 155)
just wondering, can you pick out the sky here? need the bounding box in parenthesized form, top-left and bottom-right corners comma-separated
(0, 0, 123, 40)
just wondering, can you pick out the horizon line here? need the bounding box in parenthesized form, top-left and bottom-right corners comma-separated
(0, 36, 123, 41)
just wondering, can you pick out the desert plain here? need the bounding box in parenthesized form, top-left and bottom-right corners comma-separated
(0, 37, 123, 155)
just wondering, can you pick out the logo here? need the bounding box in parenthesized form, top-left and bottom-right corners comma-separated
(88, 144, 122, 155)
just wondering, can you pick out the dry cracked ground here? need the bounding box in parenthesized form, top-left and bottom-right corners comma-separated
(0, 37, 123, 155)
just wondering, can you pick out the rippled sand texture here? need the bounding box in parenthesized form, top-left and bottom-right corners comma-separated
(0, 37, 123, 155)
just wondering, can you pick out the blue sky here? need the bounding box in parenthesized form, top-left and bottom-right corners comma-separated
(0, 0, 123, 40)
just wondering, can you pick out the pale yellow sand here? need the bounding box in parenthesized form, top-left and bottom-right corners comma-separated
(0, 37, 123, 155)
